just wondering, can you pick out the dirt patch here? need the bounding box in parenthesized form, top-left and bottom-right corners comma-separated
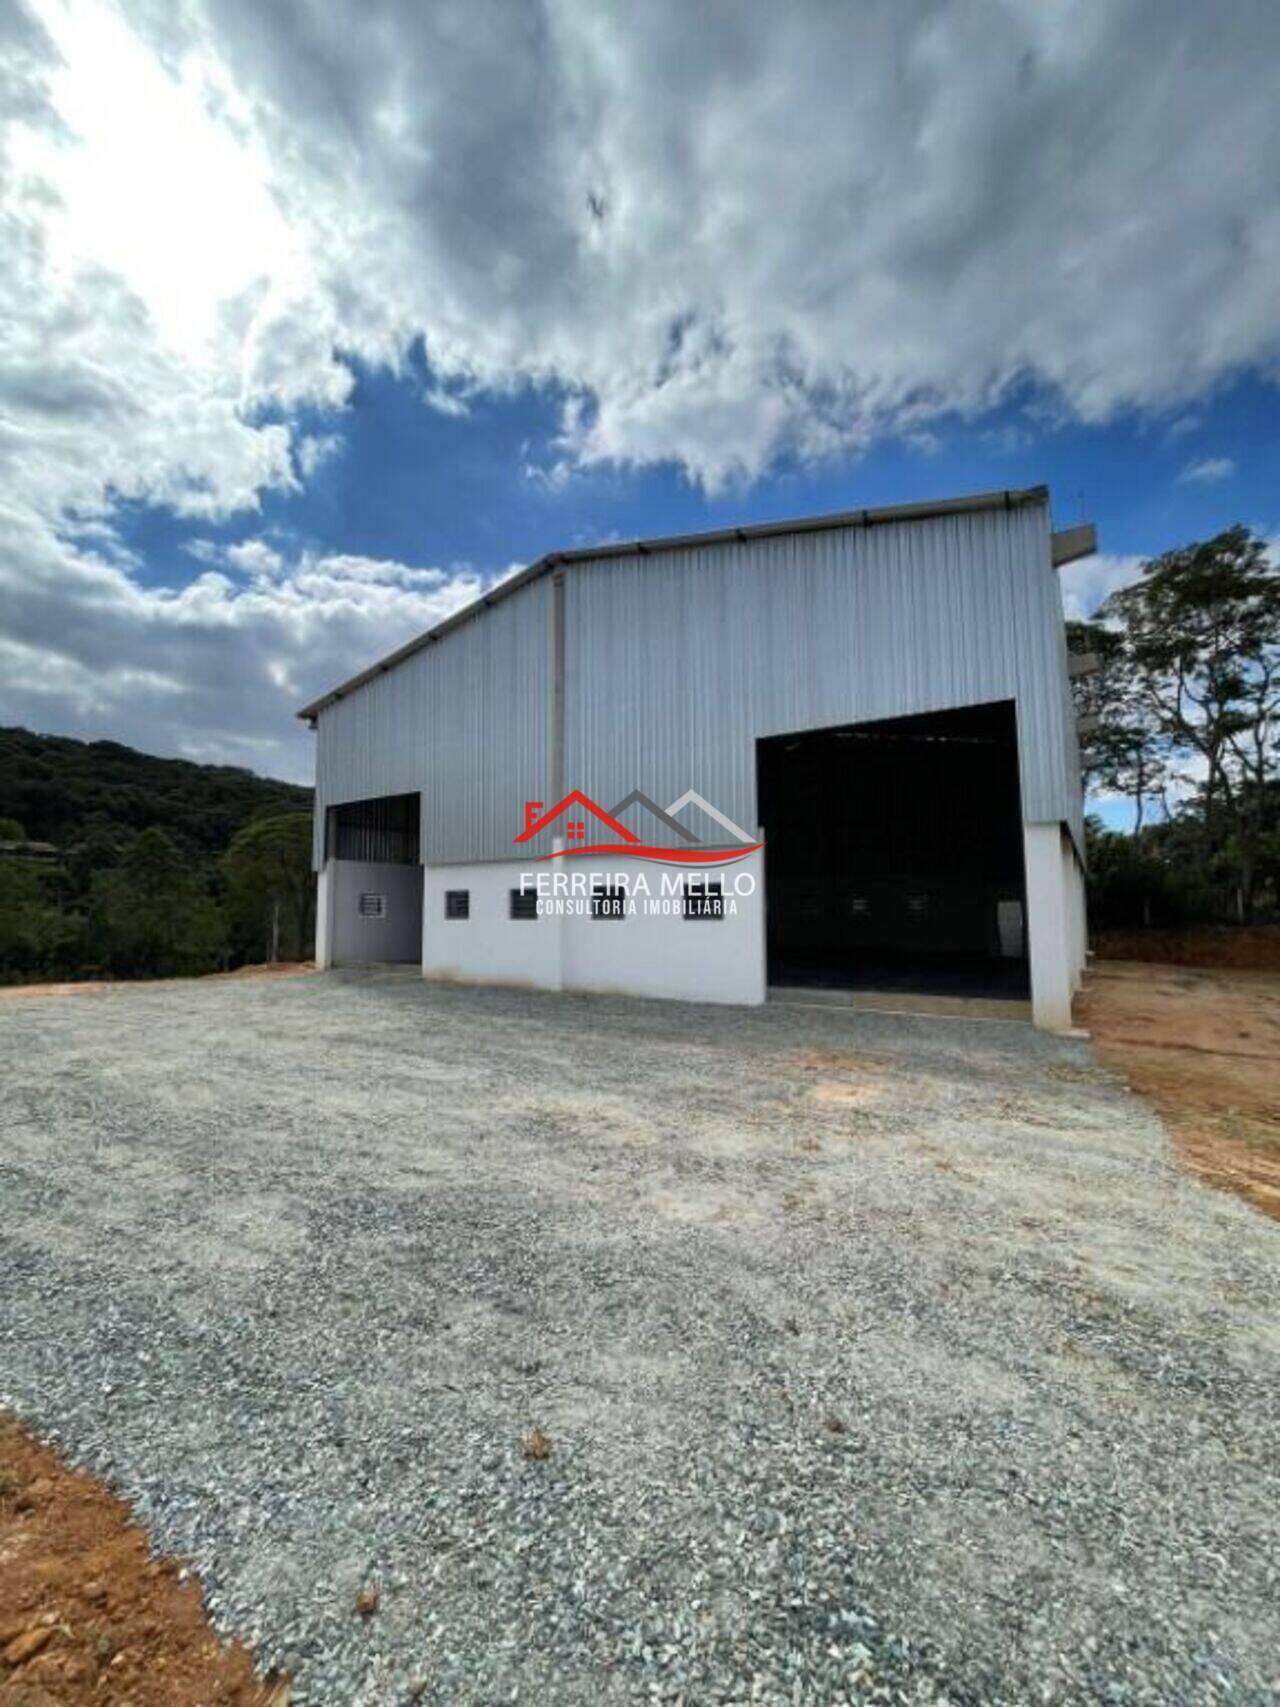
(794, 1046, 933, 1115)
(0, 1414, 284, 1707)
(0, 964, 316, 1001)
(1091, 926, 1280, 970)
(794, 1046, 892, 1107)
(1080, 961, 1280, 1221)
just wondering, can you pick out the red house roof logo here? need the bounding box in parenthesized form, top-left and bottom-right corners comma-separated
(515, 789, 762, 863)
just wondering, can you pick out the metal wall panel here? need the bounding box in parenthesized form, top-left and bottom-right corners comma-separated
(313, 576, 552, 867)
(562, 500, 1083, 850)
(311, 499, 1083, 869)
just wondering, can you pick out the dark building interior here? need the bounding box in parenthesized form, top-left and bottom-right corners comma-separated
(327, 792, 421, 864)
(757, 701, 1029, 997)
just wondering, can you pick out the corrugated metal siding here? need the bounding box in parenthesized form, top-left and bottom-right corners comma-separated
(312, 499, 1083, 868)
(563, 501, 1083, 848)
(313, 577, 551, 867)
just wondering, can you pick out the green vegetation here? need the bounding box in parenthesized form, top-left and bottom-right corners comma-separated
(1069, 525, 1280, 929)
(0, 726, 308, 851)
(222, 812, 316, 965)
(0, 728, 313, 984)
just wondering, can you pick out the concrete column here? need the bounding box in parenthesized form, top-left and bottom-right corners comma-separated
(1023, 822, 1074, 1031)
(315, 860, 333, 969)
(753, 830, 770, 1003)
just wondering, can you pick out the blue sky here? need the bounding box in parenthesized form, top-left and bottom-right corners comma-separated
(2, 1, 1278, 792)
(116, 356, 1278, 607)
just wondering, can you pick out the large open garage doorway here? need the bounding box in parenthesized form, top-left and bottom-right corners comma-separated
(757, 701, 1028, 999)
(326, 792, 423, 965)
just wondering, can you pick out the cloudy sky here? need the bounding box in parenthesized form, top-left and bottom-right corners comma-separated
(2, 0, 1278, 785)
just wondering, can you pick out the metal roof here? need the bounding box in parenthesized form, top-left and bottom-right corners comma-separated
(296, 484, 1049, 722)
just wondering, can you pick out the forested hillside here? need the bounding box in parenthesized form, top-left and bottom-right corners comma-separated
(0, 728, 315, 984)
(0, 727, 309, 853)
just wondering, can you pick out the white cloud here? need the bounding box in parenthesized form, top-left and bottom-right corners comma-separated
(2, 0, 1280, 772)
(1178, 455, 1236, 484)
(225, 539, 284, 580)
(19, 0, 1280, 502)
(1059, 552, 1146, 622)
(205, 0, 1275, 485)
(1, 4, 301, 532)
(0, 519, 487, 778)
(422, 383, 471, 420)
(295, 432, 343, 481)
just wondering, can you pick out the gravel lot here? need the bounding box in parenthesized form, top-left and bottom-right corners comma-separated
(1, 970, 1277, 1705)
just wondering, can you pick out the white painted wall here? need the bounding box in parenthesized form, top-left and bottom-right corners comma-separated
(423, 860, 564, 990)
(562, 853, 766, 1005)
(422, 853, 766, 1005)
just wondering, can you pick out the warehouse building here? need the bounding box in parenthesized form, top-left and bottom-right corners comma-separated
(299, 486, 1092, 1029)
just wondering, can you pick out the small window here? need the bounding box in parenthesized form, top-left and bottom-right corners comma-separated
(683, 878, 724, 920)
(591, 884, 627, 920)
(509, 887, 539, 920)
(850, 896, 870, 915)
(445, 889, 470, 920)
(358, 892, 386, 920)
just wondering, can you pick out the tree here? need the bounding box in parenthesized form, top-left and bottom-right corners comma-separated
(62, 812, 130, 901)
(92, 827, 225, 977)
(1082, 816, 1212, 930)
(1099, 526, 1280, 919)
(0, 729, 315, 984)
(1066, 620, 1168, 831)
(0, 861, 46, 976)
(0, 860, 86, 980)
(222, 812, 315, 964)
